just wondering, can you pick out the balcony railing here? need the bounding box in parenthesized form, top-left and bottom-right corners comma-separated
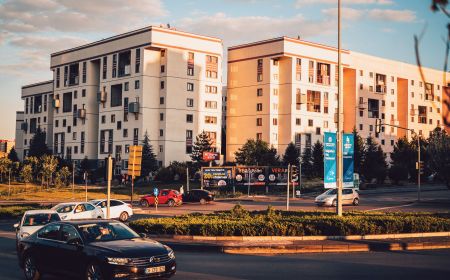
(118, 65, 131, 77)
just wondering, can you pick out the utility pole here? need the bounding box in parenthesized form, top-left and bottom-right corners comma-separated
(336, 0, 344, 216)
(186, 167, 190, 192)
(84, 171, 88, 202)
(247, 169, 251, 197)
(417, 136, 421, 202)
(107, 155, 112, 219)
(72, 161, 75, 200)
(286, 164, 290, 211)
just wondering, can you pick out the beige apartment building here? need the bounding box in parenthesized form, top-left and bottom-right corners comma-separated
(16, 26, 223, 171)
(226, 37, 450, 161)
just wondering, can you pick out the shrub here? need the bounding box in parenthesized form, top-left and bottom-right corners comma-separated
(0, 205, 41, 220)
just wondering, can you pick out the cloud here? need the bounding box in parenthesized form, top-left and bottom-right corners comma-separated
(9, 35, 89, 53)
(295, 0, 393, 8)
(176, 13, 335, 47)
(368, 9, 416, 22)
(322, 7, 365, 20)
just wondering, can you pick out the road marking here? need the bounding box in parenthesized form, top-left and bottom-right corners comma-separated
(366, 202, 415, 212)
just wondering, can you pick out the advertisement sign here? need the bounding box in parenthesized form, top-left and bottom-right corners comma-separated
(234, 166, 266, 186)
(342, 133, 354, 188)
(202, 152, 220, 161)
(266, 166, 289, 186)
(202, 167, 233, 188)
(324, 132, 337, 189)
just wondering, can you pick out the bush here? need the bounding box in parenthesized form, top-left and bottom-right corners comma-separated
(0, 205, 41, 220)
(129, 207, 450, 236)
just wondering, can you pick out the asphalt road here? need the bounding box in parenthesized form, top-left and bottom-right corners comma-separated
(1, 235, 449, 280)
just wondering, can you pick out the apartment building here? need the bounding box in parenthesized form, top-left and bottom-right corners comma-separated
(17, 81, 54, 161)
(0, 139, 15, 158)
(16, 25, 223, 171)
(226, 37, 450, 161)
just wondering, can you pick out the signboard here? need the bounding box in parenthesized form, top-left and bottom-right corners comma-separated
(153, 187, 159, 196)
(234, 166, 266, 186)
(342, 133, 354, 188)
(202, 152, 220, 162)
(127, 145, 142, 177)
(266, 166, 289, 186)
(324, 132, 337, 189)
(202, 167, 233, 188)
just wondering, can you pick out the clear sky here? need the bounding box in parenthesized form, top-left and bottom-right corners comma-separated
(0, 0, 447, 140)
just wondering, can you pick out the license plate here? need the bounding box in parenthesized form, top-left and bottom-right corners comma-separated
(145, 266, 165, 274)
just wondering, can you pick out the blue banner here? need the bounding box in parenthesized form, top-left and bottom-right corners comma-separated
(324, 132, 337, 189)
(342, 133, 354, 188)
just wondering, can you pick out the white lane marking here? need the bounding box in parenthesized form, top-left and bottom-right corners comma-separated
(366, 202, 415, 212)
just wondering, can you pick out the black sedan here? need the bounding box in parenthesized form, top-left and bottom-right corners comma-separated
(17, 220, 176, 280)
(182, 189, 215, 204)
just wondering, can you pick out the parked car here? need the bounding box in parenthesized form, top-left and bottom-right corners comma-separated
(14, 210, 61, 242)
(315, 188, 360, 207)
(51, 202, 104, 220)
(140, 189, 182, 207)
(17, 220, 176, 280)
(89, 199, 133, 222)
(182, 189, 214, 204)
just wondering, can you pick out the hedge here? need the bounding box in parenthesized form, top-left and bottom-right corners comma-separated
(129, 205, 450, 236)
(0, 205, 41, 220)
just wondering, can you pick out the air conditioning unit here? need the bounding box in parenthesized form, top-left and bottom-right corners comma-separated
(97, 89, 107, 103)
(21, 122, 28, 131)
(128, 102, 140, 113)
(77, 108, 86, 119)
(53, 99, 60, 108)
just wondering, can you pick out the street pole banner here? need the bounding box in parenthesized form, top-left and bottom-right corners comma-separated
(324, 132, 337, 189)
(342, 133, 354, 188)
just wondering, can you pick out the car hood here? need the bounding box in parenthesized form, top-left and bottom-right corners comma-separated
(88, 238, 168, 257)
(19, 226, 43, 237)
(315, 194, 335, 200)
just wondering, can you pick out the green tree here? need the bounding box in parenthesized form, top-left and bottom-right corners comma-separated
(24, 156, 40, 184)
(55, 166, 71, 187)
(141, 131, 158, 178)
(190, 131, 213, 166)
(234, 139, 279, 166)
(426, 128, 450, 188)
(352, 127, 364, 174)
(311, 140, 324, 178)
(389, 137, 415, 183)
(41, 155, 58, 188)
(361, 136, 388, 183)
(282, 142, 300, 166)
(301, 147, 313, 179)
(7, 147, 19, 162)
(0, 158, 12, 183)
(21, 164, 33, 190)
(28, 127, 51, 158)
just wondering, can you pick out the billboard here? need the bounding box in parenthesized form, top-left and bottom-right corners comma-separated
(234, 166, 266, 186)
(202, 152, 220, 161)
(324, 132, 337, 189)
(202, 167, 233, 188)
(266, 166, 289, 186)
(342, 133, 354, 188)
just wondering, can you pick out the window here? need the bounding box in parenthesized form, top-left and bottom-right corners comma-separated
(55, 120, 59, 127)
(117, 121, 122, 130)
(82, 89, 86, 97)
(135, 48, 141, 73)
(111, 114, 115, 123)
(38, 224, 60, 241)
(359, 70, 363, 76)
(187, 52, 194, 76)
(205, 116, 217, 124)
(205, 85, 217, 94)
(316, 127, 321, 135)
(369, 72, 373, 78)
(273, 88, 278, 96)
(187, 83, 194, 91)
(123, 129, 128, 138)
(135, 80, 140, 89)
(186, 114, 193, 123)
(376, 73, 387, 93)
(307, 90, 321, 112)
(206, 55, 218, 78)
(186, 98, 194, 107)
(110, 84, 122, 107)
(133, 128, 139, 145)
(56, 68, 60, 88)
(101, 115, 106, 124)
(160, 97, 164, 105)
(186, 130, 193, 153)
(73, 132, 77, 140)
(369, 125, 373, 131)
(418, 106, 427, 123)
(316, 62, 330, 85)
(369, 86, 374, 92)
(308, 119, 313, 127)
(82, 62, 87, 83)
(411, 80, 414, 86)
(161, 65, 165, 73)
(256, 118, 262, 126)
(159, 145, 163, 153)
(382, 100, 385, 107)
(391, 101, 395, 108)
(273, 118, 278, 125)
(112, 54, 117, 78)
(257, 59, 263, 82)
(367, 99, 379, 118)
(160, 81, 165, 89)
(295, 58, 301, 81)
(359, 83, 363, 90)
(205, 101, 217, 109)
(296, 118, 301, 125)
(102, 56, 107, 79)
(124, 82, 129, 91)
(324, 121, 328, 128)
(308, 60, 314, 83)
(160, 113, 164, 121)
(257, 88, 263, 96)
(359, 124, 363, 130)
(63, 92, 72, 113)
(256, 133, 262, 140)
(256, 103, 262, 111)
(160, 129, 164, 137)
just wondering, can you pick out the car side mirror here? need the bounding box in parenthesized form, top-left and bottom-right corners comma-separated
(13, 223, 19, 229)
(139, 233, 147, 239)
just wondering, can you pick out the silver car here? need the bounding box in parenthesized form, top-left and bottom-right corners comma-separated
(14, 210, 61, 241)
(315, 188, 360, 207)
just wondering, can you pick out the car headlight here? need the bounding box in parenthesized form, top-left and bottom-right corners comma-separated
(107, 258, 130, 265)
(164, 245, 175, 259)
(20, 232, 30, 239)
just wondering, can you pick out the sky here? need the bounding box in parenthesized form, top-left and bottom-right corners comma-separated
(0, 0, 447, 140)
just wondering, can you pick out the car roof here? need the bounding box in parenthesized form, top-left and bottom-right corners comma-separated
(24, 209, 58, 215)
(56, 202, 91, 206)
(57, 219, 120, 226)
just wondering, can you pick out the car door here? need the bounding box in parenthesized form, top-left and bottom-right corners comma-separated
(72, 204, 89, 219)
(343, 189, 353, 205)
(159, 191, 169, 204)
(83, 203, 99, 218)
(35, 223, 63, 273)
(57, 224, 85, 276)
(110, 200, 122, 218)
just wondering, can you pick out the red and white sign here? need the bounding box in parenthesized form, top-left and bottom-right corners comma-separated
(202, 152, 220, 161)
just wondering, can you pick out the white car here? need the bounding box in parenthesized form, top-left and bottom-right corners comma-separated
(315, 188, 360, 207)
(89, 199, 133, 222)
(14, 210, 61, 241)
(51, 202, 104, 220)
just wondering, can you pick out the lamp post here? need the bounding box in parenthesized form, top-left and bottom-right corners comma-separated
(336, 0, 344, 216)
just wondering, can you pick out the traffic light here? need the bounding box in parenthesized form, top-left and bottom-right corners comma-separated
(375, 119, 382, 134)
(416, 161, 424, 175)
(291, 165, 299, 182)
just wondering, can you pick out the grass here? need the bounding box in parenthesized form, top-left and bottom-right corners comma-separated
(0, 204, 43, 220)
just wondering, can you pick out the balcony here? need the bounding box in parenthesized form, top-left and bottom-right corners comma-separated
(375, 85, 386, 94)
(317, 75, 330, 86)
(118, 65, 131, 77)
(118, 50, 131, 77)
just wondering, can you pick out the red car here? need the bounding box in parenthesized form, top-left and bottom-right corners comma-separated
(140, 189, 183, 207)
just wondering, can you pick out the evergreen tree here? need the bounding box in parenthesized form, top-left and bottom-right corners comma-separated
(426, 128, 450, 188)
(282, 142, 300, 166)
(191, 131, 213, 166)
(361, 136, 387, 183)
(301, 147, 313, 179)
(352, 127, 364, 174)
(141, 131, 158, 177)
(28, 127, 50, 158)
(389, 137, 414, 183)
(311, 140, 324, 178)
(7, 147, 19, 162)
(234, 139, 279, 166)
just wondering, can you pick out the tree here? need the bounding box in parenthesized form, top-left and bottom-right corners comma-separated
(301, 147, 313, 179)
(7, 147, 19, 162)
(28, 127, 50, 158)
(191, 131, 213, 166)
(0, 158, 12, 183)
(55, 166, 71, 187)
(21, 164, 33, 190)
(426, 128, 450, 187)
(282, 142, 300, 166)
(389, 137, 415, 183)
(311, 140, 324, 178)
(141, 131, 158, 178)
(24, 156, 40, 184)
(234, 139, 279, 166)
(361, 136, 388, 183)
(352, 127, 364, 174)
(41, 155, 58, 188)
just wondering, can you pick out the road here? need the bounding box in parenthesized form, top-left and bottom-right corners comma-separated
(0, 235, 449, 280)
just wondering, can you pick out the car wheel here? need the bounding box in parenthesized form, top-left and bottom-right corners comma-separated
(168, 199, 175, 207)
(199, 198, 207, 205)
(23, 255, 41, 280)
(331, 199, 337, 207)
(86, 262, 104, 280)
(140, 200, 149, 208)
(119, 211, 129, 222)
(353, 198, 359, 206)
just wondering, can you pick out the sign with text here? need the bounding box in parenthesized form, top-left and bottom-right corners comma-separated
(202, 152, 220, 162)
(234, 166, 266, 186)
(202, 167, 233, 188)
(342, 133, 355, 188)
(324, 132, 337, 189)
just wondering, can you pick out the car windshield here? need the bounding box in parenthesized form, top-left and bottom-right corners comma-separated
(78, 222, 139, 243)
(53, 204, 75, 213)
(324, 189, 337, 195)
(22, 213, 60, 226)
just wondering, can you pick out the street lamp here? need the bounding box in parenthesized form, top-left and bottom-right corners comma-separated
(336, 0, 344, 216)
